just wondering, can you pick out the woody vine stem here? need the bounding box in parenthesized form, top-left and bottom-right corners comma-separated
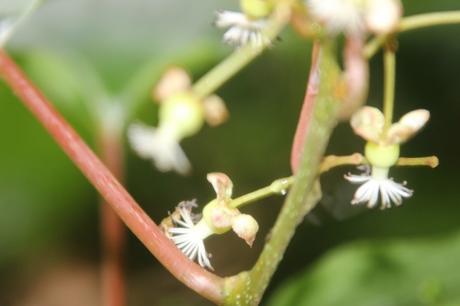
(0, 5, 458, 306)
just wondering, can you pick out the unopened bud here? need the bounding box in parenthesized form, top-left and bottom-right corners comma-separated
(232, 214, 259, 247)
(386, 109, 430, 145)
(207, 172, 233, 200)
(350, 106, 385, 143)
(365, 0, 402, 34)
(203, 95, 229, 127)
(153, 67, 191, 101)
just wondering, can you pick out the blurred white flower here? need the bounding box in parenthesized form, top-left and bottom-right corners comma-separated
(306, 0, 402, 35)
(215, 10, 269, 47)
(307, 0, 366, 34)
(128, 122, 191, 175)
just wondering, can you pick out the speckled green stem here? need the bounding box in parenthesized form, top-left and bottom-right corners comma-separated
(223, 40, 342, 306)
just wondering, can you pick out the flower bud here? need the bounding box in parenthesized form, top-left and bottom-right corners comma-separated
(160, 92, 204, 140)
(365, 141, 399, 168)
(153, 67, 191, 101)
(350, 106, 385, 143)
(203, 95, 229, 127)
(365, 0, 402, 34)
(232, 214, 259, 247)
(207, 172, 233, 201)
(386, 109, 430, 144)
(240, 0, 273, 19)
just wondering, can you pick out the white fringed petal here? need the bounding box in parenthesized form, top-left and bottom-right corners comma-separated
(128, 123, 191, 175)
(215, 10, 269, 47)
(345, 167, 413, 209)
(168, 204, 214, 269)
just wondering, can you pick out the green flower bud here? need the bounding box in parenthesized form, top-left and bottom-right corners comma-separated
(365, 141, 400, 168)
(240, 0, 273, 19)
(159, 92, 204, 140)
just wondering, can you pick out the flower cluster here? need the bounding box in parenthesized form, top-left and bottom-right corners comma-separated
(162, 173, 259, 269)
(345, 106, 430, 209)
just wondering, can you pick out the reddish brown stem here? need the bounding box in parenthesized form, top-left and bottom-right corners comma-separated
(290, 41, 321, 173)
(0, 50, 224, 305)
(98, 127, 126, 306)
(339, 34, 368, 120)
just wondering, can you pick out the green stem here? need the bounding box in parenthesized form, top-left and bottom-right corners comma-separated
(383, 44, 396, 131)
(230, 154, 366, 209)
(365, 11, 460, 58)
(192, 4, 291, 99)
(223, 40, 342, 306)
(230, 177, 295, 209)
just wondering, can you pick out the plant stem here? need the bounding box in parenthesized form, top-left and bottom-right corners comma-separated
(290, 41, 321, 172)
(365, 11, 460, 58)
(230, 177, 295, 209)
(192, 4, 292, 100)
(0, 49, 225, 305)
(224, 40, 342, 306)
(97, 122, 126, 306)
(231, 154, 366, 209)
(383, 43, 396, 131)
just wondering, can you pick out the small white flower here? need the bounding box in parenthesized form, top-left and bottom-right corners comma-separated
(307, 0, 402, 35)
(345, 166, 413, 209)
(307, 0, 366, 34)
(215, 10, 269, 47)
(169, 202, 214, 269)
(128, 122, 191, 175)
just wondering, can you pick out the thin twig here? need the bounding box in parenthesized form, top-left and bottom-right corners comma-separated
(365, 11, 460, 58)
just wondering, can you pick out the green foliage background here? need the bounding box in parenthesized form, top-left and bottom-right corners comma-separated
(0, 0, 459, 305)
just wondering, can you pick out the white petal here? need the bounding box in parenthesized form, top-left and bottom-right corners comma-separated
(128, 123, 191, 175)
(215, 10, 269, 48)
(215, 11, 248, 28)
(345, 173, 372, 183)
(346, 167, 413, 208)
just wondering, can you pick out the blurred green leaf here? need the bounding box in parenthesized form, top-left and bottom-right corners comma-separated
(21, 49, 110, 130)
(268, 231, 460, 306)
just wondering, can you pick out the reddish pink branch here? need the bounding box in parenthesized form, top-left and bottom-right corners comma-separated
(290, 41, 321, 173)
(98, 129, 126, 306)
(0, 50, 224, 305)
(340, 34, 368, 119)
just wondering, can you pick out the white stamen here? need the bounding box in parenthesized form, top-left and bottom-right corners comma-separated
(215, 10, 269, 48)
(128, 123, 191, 175)
(345, 166, 413, 209)
(169, 205, 214, 269)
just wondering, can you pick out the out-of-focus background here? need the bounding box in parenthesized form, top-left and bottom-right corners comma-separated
(0, 0, 459, 305)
